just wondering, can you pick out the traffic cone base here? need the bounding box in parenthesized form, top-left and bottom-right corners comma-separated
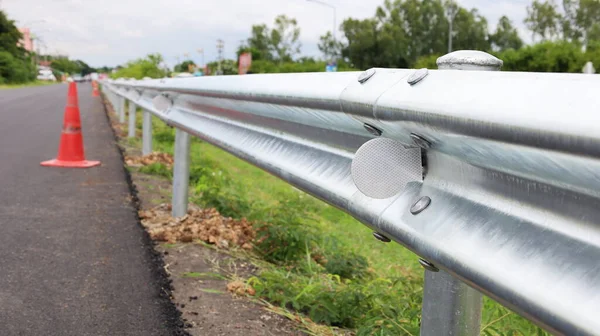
(41, 159, 100, 168)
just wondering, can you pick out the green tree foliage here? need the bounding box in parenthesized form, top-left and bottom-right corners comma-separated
(524, 0, 600, 47)
(174, 60, 196, 73)
(339, 0, 491, 69)
(0, 10, 36, 84)
(243, 15, 301, 62)
(497, 40, 588, 72)
(246, 24, 273, 61)
(110, 53, 168, 79)
(524, 0, 562, 41)
(248, 58, 357, 74)
(96, 66, 113, 73)
(0, 51, 36, 84)
(270, 15, 301, 62)
(50, 57, 95, 75)
(206, 59, 238, 75)
(490, 16, 524, 51)
(318, 31, 343, 61)
(572, 0, 600, 46)
(452, 8, 490, 51)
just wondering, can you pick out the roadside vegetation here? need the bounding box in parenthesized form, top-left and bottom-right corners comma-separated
(116, 100, 548, 335)
(0, 11, 37, 85)
(0, 80, 57, 89)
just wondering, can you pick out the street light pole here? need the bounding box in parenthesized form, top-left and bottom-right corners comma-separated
(307, 0, 337, 57)
(445, 0, 458, 53)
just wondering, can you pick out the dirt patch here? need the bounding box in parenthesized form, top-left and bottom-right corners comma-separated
(132, 172, 172, 209)
(160, 244, 303, 336)
(139, 204, 255, 249)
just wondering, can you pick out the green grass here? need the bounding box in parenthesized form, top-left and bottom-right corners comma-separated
(135, 115, 548, 335)
(182, 272, 227, 280)
(0, 80, 59, 89)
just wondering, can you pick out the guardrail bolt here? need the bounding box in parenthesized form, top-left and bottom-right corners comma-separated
(358, 68, 376, 83)
(372, 232, 391, 243)
(419, 258, 439, 272)
(410, 196, 431, 215)
(407, 68, 429, 85)
(363, 123, 382, 136)
(410, 133, 431, 149)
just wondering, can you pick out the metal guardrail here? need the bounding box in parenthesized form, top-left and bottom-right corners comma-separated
(101, 50, 600, 336)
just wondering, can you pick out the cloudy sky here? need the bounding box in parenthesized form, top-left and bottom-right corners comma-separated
(2, 0, 533, 68)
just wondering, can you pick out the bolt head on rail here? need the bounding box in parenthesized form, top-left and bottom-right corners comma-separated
(358, 68, 376, 83)
(437, 50, 503, 71)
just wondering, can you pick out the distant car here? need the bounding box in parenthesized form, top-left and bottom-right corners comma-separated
(37, 69, 56, 81)
(72, 74, 84, 82)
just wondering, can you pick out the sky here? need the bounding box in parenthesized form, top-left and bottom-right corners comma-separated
(2, 0, 533, 68)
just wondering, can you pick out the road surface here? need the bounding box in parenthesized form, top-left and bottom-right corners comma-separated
(0, 84, 184, 335)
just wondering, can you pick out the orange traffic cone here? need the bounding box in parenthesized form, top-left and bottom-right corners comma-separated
(92, 80, 99, 97)
(41, 82, 101, 168)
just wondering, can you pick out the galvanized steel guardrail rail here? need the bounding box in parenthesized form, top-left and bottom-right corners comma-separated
(101, 50, 600, 336)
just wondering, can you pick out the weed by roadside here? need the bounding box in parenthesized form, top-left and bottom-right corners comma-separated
(0, 81, 59, 89)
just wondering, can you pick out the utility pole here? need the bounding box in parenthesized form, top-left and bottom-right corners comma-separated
(197, 48, 204, 68)
(445, 0, 458, 53)
(216, 39, 224, 75)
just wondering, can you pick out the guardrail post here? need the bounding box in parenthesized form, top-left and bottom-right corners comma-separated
(420, 270, 482, 336)
(172, 129, 190, 217)
(142, 110, 152, 155)
(118, 96, 126, 123)
(418, 50, 503, 336)
(128, 101, 136, 138)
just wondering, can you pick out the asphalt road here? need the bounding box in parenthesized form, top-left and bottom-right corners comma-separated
(0, 84, 183, 335)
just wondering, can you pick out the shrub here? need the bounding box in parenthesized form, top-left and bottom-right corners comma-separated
(324, 251, 369, 280)
(253, 196, 317, 264)
(0, 51, 35, 84)
(138, 162, 172, 179)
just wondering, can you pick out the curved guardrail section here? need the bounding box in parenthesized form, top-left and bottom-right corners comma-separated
(102, 50, 600, 336)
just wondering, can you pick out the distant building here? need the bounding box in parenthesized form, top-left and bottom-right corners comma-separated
(18, 27, 34, 52)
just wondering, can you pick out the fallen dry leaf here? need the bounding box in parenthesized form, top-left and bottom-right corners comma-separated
(125, 152, 174, 168)
(227, 280, 256, 296)
(139, 203, 255, 249)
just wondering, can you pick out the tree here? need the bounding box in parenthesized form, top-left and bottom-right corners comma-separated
(174, 60, 196, 73)
(339, 0, 492, 69)
(574, 0, 600, 47)
(490, 16, 524, 51)
(340, 18, 382, 69)
(247, 24, 272, 61)
(318, 31, 343, 61)
(111, 53, 167, 79)
(498, 40, 586, 72)
(0, 10, 36, 83)
(270, 15, 301, 62)
(452, 8, 491, 51)
(0, 11, 27, 58)
(524, 0, 562, 41)
(206, 59, 238, 75)
(51, 57, 80, 74)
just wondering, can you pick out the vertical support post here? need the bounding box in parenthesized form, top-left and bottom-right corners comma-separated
(128, 101, 136, 138)
(142, 110, 153, 155)
(417, 50, 503, 336)
(118, 96, 125, 123)
(172, 128, 190, 217)
(420, 270, 482, 336)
